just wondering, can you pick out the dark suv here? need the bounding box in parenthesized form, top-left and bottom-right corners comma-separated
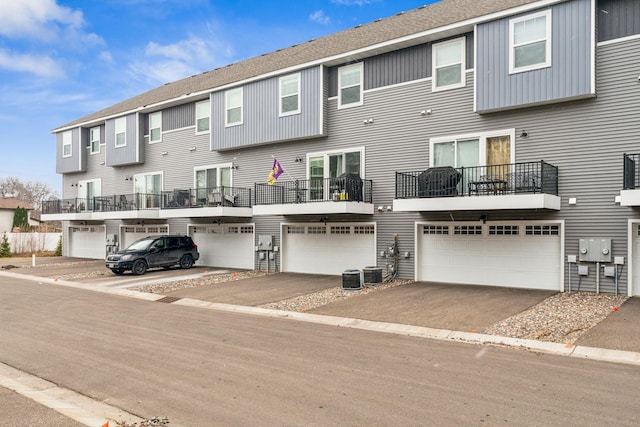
(106, 235, 199, 275)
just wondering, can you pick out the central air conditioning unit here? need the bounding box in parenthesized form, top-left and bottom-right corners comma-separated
(363, 266, 383, 285)
(342, 269, 362, 290)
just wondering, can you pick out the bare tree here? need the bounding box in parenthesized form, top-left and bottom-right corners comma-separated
(0, 177, 58, 218)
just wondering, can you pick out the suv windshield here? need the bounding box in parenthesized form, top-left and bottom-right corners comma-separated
(126, 238, 155, 251)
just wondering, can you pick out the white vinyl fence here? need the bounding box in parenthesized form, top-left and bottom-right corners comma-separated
(6, 232, 61, 253)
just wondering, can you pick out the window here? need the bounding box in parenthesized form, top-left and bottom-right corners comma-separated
(62, 131, 72, 158)
(194, 164, 232, 204)
(115, 117, 126, 147)
(149, 112, 162, 143)
(133, 172, 162, 209)
(225, 88, 243, 126)
(433, 38, 465, 91)
(431, 131, 514, 169)
(510, 10, 551, 73)
(195, 99, 210, 133)
(279, 73, 300, 116)
(307, 148, 364, 201)
(90, 127, 100, 154)
(338, 63, 363, 108)
(78, 178, 101, 211)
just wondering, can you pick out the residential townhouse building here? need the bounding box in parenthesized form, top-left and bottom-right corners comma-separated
(43, 0, 640, 295)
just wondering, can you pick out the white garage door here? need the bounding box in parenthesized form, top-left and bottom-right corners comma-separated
(189, 224, 254, 269)
(282, 223, 376, 275)
(632, 223, 640, 296)
(418, 223, 561, 290)
(69, 225, 106, 259)
(121, 225, 169, 249)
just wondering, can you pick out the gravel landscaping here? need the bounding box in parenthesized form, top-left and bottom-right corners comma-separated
(130, 271, 628, 345)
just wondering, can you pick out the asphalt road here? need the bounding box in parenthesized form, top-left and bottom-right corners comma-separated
(1, 276, 639, 426)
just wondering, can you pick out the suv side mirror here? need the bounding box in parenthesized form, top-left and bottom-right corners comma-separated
(149, 247, 158, 253)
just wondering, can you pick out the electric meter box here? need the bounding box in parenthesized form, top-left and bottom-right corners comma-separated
(578, 238, 612, 262)
(258, 235, 273, 250)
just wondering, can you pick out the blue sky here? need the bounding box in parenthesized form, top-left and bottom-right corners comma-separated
(0, 0, 438, 195)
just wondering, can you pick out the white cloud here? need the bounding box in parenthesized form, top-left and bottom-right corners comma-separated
(127, 35, 233, 85)
(0, 49, 65, 78)
(309, 10, 331, 25)
(99, 51, 114, 64)
(0, 0, 84, 41)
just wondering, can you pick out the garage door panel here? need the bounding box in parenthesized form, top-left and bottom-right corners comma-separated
(69, 226, 106, 259)
(122, 225, 169, 249)
(189, 225, 254, 270)
(283, 224, 375, 275)
(419, 223, 561, 290)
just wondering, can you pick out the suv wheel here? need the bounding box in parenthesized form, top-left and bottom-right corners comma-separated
(132, 259, 148, 275)
(179, 255, 194, 269)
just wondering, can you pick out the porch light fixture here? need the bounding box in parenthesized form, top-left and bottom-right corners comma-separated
(125, 176, 133, 181)
(386, 205, 392, 211)
(320, 216, 329, 225)
(294, 156, 304, 163)
(520, 130, 528, 137)
(377, 205, 384, 212)
(479, 213, 488, 224)
(70, 182, 78, 187)
(231, 162, 239, 170)
(420, 109, 432, 116)
(189, 146, 196, 152)
(161, 151, 168, 156)
(213, 219, 223, 225)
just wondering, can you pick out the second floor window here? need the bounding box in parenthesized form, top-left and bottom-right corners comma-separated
(433, 38, 465, 91)
(195, 99, 210, 133)
(225, 88, 243, 126)
(90, 127, 100, 154)
(279, 73, 300, 116)
(338, 63, 363, 108)
(115, 117, 126, 147)
(62, 131, 72, 157)
(510, 10, 551, 73)
(149, 112, 162, 143)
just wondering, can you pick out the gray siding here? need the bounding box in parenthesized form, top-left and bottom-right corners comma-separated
(212, 66, 324, 150)
(105, 114, 143, 166)
(56, 127, 86, 174)
(598, 0, 640, 42)
(476, 0, 594, 113)
(328, 34, 474, 97)
(141, 103, 197, 135)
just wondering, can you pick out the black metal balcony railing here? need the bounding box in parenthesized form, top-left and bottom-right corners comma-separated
(160, 186, 251, 209)
(623, 153, 639, 190)
(395, 161, 558, 199)
(42, 187, 251, 215)
(254, 177, 373, 205)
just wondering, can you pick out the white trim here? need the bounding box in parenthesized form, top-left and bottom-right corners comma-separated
(225, 87, 243, 127)
(148, 111, 162, 144)
(432, 37, 466, 92)
(628, 219, 638, 297)
(114, 116, 127, 148)
(53, 0, 568, 132)
(473, 23, 478, 112)
(590, 0, 596, 95)
(337, 63, 363, 109)
(193, 162, 234, 188)
(597, 33, 640, 47)
(319, 65, 324, 135)
(429, 128, 516, 167)
(62, 130, 72, 158)
(89, 126, 101, 155)
(414, 219, 565, 290)
(195, 99, 211, 135)
(279, 73, 301, 117)
(305, 146, 366, 179)
(509, 9, 552, 74)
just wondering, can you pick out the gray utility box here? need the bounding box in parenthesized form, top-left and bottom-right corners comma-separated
(578, 238, 612, 262)
(258, 235, 273, 251)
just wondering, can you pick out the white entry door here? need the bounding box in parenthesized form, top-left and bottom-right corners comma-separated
(121, 225, 169, 249)
(418, 222, 562, 290)
(282, 223, 376, 275)
(68, 225, 106, 259)
(189, 224, 254, 269)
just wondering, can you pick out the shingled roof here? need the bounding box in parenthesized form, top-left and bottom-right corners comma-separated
(57, 0, 544, 130)
(0, 198, 31, 210)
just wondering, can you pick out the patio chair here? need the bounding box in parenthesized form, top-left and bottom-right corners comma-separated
(208, 189, 223, 206)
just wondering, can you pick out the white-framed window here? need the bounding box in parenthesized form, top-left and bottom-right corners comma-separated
(149, 112, 162, 143)
(115, 117, 126, 147)
(62, 130, 72, 158)
(194, 163, 232, 204)
(195, 99, 210, 133)
(279, 73, 300, 116)
(432, 37, 465, 91)
(89, 127, 100, 154)
(338, 63, 363, 108)
(430, 129, 515, 168)
(225, 88, 243, 126)
(307, 147, 364, 201)
(133, 171, 163, 209)
(509, 10, 551, 74)
(77, 178, 101, 212)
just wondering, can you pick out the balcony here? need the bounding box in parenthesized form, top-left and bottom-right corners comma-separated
(619, 153, 640, 206)
(41, 186, 252, 221)
(394, 161, 561, 212)
(253, 176, 374, 215)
